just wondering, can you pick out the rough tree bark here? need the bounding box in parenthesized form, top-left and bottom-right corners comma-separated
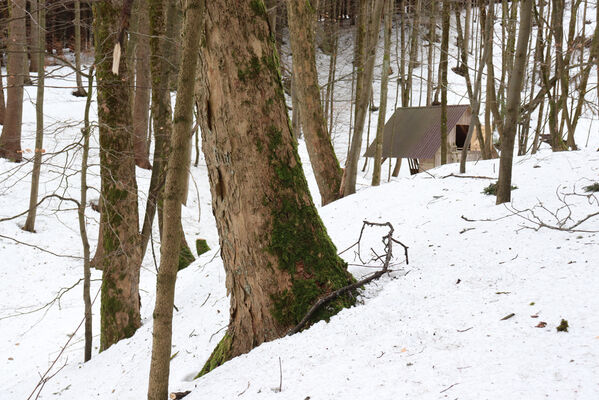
(147, 0, 204, 398)
(194, 0, 354, 375)
(496, 0, 532, 204)
(93, 0, 142, 350)
(286, 0, 343, 205)
(0, 0, 27, 161)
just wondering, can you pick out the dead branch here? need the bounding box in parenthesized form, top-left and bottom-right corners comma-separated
(0, 234, 83, 259)
(441, 173, 495, 180)
(26, 288, 101, 400)
(288, 221, 408, 336)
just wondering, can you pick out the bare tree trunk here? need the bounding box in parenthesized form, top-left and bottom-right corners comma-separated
(546, 0, 567, 151)
(426, 0, 436, 106)
(0, 0, 26, 161)
(440, 0, 449, 165)
(496, 0, 532, 204)
(0, 56, 5, 125)
(73, 0, 87, 96)
(195, 0, 354, 375)
(93, 0, 142, 350)
(23, 0, 45, 232)
(79, 67, 94, 362)
(147, 0, 203, 398)
(287, 0, 343, 205)
(344, 0, 384, 196)
(372, 0, 391, 186)
(403, 0, 421, 106)
(132, 0, 152, 169)
(28, 0, 39, 73)
(456, 3, 491, 172)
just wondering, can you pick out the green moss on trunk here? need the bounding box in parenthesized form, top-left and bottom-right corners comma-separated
(195, 238, 210, 256)
(195, 332, 232, 378)
(266, 125, 355, 328)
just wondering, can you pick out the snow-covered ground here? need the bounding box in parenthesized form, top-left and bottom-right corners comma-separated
(1, 11, 599, 399)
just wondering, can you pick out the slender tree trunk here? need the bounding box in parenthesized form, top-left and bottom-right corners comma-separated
(0, 0, 26, 161)
(344, 0, 384, 196)
(142, 0, 194, 270)
(403, 0, 421, 106)
(80, 67, 94, 362)
(287, 0, 343, 205)
(547, 0, 567, 151)
(147, 0, 204, 398)
(195, 0, 354, 375)
(456, 3, 490, 172)
(23, 0, 46, 232)
(372, 0, 392, 186)
(29, 0, 39, 73)
(426, 0, 436, 106)
(93, 0, 142, 350)
(440, 0, 449, 165)
(73, 0, 87, 96)
(496, 0, 532, 204)
(0, 56, 5, 125)
(132, 0, 152, 169)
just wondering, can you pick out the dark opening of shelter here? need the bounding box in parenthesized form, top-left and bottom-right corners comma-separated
(456, 125, 469, 150)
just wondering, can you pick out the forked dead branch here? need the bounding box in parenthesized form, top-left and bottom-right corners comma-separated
(288, 221, 409, 336)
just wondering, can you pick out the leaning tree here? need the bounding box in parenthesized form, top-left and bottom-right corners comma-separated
(194, 0, 355, 375)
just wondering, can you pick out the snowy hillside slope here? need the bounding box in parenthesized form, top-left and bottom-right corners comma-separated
(8, 145, 599, 400)
(2, 7, 599, 398)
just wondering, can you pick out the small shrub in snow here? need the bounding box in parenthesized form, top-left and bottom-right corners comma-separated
(482, 182, 518, 196)
(556, 319, 569, 332)
(583, 182, 599, 193)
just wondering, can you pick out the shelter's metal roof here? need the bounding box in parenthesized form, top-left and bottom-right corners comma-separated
(364, 105, 470, 159)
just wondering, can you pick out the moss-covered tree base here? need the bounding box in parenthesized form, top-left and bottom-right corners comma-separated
(195, 333, 232, 378)
(177, 242, 195, 271)
(195, 238, 210, 256)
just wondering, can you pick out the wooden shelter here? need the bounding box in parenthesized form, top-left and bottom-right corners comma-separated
(364, 105, 482, 174)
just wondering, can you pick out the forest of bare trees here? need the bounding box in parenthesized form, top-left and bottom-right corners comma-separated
(0, 0, 598, 398)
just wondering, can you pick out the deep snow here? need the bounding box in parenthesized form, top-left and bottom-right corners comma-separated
(2, 8, 599, 399)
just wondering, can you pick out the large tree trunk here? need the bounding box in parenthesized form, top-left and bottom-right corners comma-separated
(132, 0, 152, 169)
(93, 0, 142, 350)
(195, 0, 354, 375)
(496, 0, 532, 204)
(0, 0, 26, 161)
(286, 0, 343, 205)
(344, 0, 384, 196)
(147, 0, 203, 398)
